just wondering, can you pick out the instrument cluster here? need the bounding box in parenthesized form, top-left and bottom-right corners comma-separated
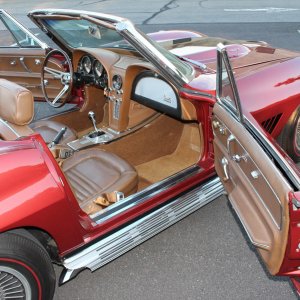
(78, 55, 108, 89)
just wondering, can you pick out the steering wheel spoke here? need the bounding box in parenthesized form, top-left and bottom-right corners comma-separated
(52, 84, 70, 104)
(44, 66, 65, 79)
(41, 49, 73, 108)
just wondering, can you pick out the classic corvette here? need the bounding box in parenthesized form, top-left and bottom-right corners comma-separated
(0, 8, 300, 299)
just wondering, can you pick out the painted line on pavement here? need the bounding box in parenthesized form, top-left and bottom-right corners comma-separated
(224, 7, 299, 13)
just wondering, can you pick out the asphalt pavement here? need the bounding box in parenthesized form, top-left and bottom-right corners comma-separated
(2, 1, 300, 299)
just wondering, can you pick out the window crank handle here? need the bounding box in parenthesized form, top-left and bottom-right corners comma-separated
(221, 157, 230, 182)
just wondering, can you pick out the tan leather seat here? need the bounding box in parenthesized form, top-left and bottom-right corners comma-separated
(30, 120, 76, 144)
(0, 79, 138, 214)
(62, 148, 138, 214)
(0, 79, 76, 144)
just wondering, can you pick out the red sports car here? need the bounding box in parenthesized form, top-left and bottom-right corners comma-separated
(0, 8, 300, 299)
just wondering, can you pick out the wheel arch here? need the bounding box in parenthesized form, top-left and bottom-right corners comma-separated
(0, 227, 60, 262)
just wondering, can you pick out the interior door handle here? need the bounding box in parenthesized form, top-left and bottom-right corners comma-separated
(19, 57, 32, 73)
(221, 157, 230, 182)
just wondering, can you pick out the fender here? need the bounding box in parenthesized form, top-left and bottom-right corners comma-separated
(0, 135, 90, 255)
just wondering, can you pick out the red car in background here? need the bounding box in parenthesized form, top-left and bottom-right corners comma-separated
(0, 8, 300, 299)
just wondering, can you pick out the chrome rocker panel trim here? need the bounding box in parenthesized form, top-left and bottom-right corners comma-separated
(92, 165, 203, 224)
(60, 177, 224, 284)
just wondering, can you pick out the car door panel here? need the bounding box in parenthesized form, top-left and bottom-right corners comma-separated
(213, 103, 291, 275)
(0, 48, 66, 99)
(0, 10, 66, 100)
(0, 48, 45, 96)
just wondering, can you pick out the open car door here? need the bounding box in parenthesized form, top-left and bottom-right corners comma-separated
(212, 44, 295, 276)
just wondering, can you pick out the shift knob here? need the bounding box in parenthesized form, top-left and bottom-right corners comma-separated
(88, 111, 95, 120)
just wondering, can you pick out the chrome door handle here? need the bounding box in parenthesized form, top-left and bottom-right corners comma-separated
(221, 157, 230, 182)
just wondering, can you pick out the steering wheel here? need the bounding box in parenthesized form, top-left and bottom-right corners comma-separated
(41, 49, 73, 108)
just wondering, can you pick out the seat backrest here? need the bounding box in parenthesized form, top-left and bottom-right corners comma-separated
(0, 79, 34, 140)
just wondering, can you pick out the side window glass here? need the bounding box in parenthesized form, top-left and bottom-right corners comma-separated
(0, 18, 17, 47)
(220, 56, 237, 110)
(0, 13, 40, 48)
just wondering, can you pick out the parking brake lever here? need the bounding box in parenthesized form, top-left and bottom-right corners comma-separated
(51, 127, 67, 146)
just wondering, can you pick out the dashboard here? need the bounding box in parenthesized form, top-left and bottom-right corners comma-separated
(77, 54, 124, 92)
(73, 48, 194, 124)
(77, 55, 109, 89)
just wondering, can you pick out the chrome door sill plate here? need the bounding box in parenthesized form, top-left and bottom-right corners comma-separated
(60, 177, 224, 284)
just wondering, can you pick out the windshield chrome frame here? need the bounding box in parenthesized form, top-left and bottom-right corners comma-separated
(28, 9, 193, 87)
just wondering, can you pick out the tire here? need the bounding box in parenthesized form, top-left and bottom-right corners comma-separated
(0, 231, 56, 300)
(279, 107, 300, 163)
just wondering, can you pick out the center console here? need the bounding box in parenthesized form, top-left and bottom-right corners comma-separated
(67, 127, 114, 150)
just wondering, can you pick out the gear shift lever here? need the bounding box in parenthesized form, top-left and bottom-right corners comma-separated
(88, 111, 99, 132)
(88, 111, 105, 139)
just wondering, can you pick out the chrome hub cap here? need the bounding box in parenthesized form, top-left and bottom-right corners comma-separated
(0, 266, 31, 300)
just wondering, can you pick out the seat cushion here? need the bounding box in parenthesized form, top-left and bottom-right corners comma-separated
(30, 120, 77, 145)
(62, 148, 138, 213)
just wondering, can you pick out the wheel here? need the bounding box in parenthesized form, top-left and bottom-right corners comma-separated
(0, 232, 55, 300)
(41, 49, 73, 108)
(279, 107, 300, 163)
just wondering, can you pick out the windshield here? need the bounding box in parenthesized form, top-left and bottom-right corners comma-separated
(43, 19, 130, 49)
(41, 16, 194, 84)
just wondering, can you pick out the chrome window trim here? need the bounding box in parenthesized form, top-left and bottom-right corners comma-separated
(29, 9, 126, 24)
(0, 9, 49, 50)
(91, 165, 204, 224)
(115, 21, 192, 87)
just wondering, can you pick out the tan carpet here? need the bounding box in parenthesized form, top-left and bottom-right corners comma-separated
(136, 123, 202, 187)
(97, 114, 184, 166)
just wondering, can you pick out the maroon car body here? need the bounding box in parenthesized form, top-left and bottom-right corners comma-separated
(0, 8, 300, 300)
